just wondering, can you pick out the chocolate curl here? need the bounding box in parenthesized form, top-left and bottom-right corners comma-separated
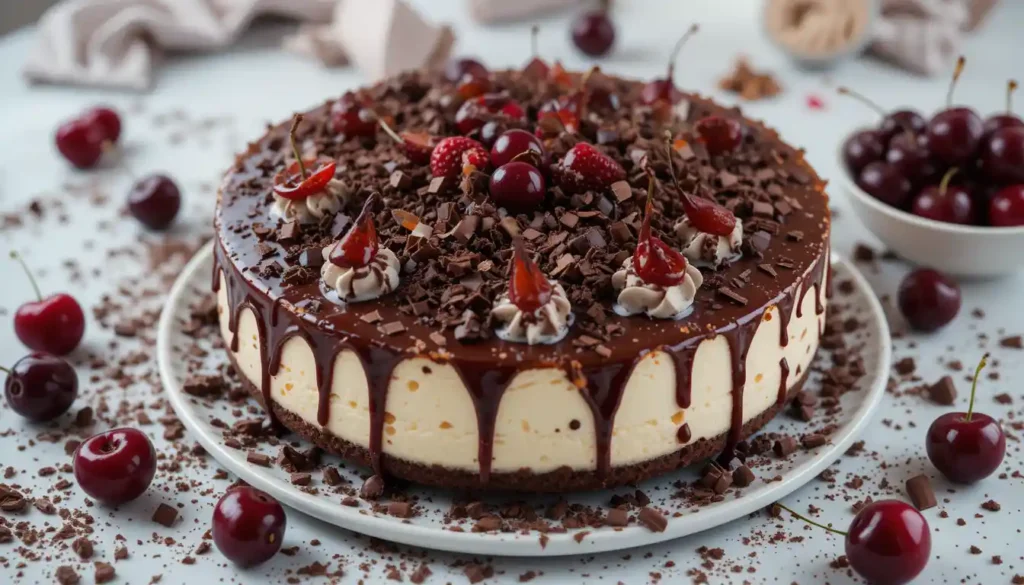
(333, 0, 454, 80)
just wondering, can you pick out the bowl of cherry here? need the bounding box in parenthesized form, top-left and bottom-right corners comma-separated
(837, 59, 1024, 277)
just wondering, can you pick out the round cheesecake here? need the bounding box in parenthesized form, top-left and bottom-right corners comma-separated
(213, 66, 830, 492)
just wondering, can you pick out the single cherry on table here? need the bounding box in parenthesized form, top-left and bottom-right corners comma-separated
(897, 268, 961, 332)
(213, 486, 287, 567)
(10, 251, 85, 356)
(2, 352, 78, 422)
(776, 501, 930, 585)
(128, 174, 182, 230)
(926, 354, 1006, 484)
(571, 0, 616, 57)
(640, 24, 698, 105)
(55, 105, 122, 169)
(73, 428, 156, 505)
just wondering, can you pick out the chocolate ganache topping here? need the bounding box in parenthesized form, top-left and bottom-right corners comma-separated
(214, 64, 830, 488)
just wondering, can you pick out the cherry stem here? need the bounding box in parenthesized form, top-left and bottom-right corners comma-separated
(531, 25, 540, 57)
(289, 114, 308, 180)
(938, 167, 959, 197)
(9, 251, 42, 302)
(0, 365, 10, 376)
(1007, 80, 1018, 114)
(836, 86, 887, 118)
(666, 24, 699, 82)
(774, 504, 847, 536)
(377, 118, 404, 145)
(946, 56, 966, 108)
(965, 353, 989, 422)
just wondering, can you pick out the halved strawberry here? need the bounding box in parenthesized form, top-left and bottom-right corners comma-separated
(553, 142, 625, 194)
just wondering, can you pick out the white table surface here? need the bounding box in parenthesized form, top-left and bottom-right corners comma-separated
(1, 1, 1022, 583)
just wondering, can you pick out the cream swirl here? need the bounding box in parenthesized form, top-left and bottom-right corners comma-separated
(491, 282, 572, 345)
(674, 217, 743, 268)
(319, 246, 400, 303)
(611, 257, 703, 319)
(273, 179, 348, 224)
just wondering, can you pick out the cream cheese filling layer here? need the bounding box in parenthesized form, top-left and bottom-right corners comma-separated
(217, 251, 828, 474)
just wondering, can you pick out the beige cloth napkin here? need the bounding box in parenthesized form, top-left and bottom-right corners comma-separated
(870, 0, 971, 75)
(24, 0, 453, 90)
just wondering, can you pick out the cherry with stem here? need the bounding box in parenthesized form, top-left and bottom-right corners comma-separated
(633, 173, 690, 287)
(10, 251, 85, 356)
(640, 24, 699, 105)
(273, 115, 337, 201)
(329, 194, 379, 269)
(926, 56, 983, 166)
(664, 132, 737, 236)
(508, 237, 552, 314)
(378, 118, 434, 164)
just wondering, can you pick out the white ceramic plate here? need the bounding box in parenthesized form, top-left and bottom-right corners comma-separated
(158, 242, 891, 557)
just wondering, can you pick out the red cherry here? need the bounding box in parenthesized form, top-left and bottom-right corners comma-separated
(989, 184, 1024, 227)
(490, 129, 544, 168)
(330, 92, 377, 138)
(926, 354, 1006, 484)
(664, 134, 737, 236)
(886, 132, 938, 186)
(553, 142, 625, 194)
(2, 352, 77, 422)
(430, 136, 489, 178)
(881, 110, 927, 142)
(455, 94, 526, 135)
(898, 268, 960, 332)
(11, 251, 85, 356)
(980, 127, 1024, 184)
(82, 106, 122, 143)
(843, 129, 885, 175)
(128, 174, 182, 230)
(634, 175, 690, 287)
(213, 486, 286, 567)
(571, 4, 616, 57)
(926, 58, 983, 166)
(911, 168, 974, 224)
(329, 195, 378, 269)
(55, 119, 104, 169)
(444, 57, 489, 84)
(857, 161, 912, 208)
(981, 80, 1023, 137)
(695, 115, 743, 156)
(73, 428, 156, 505)
(274, 115, 337, 201)
(776, 501, 930, 585)
(490, 162, 546, 212)
(640, 24, 698, 105)
(509, 238, 552, 314)
(523, 26, 550, 79)
(378, 119, 435, 165)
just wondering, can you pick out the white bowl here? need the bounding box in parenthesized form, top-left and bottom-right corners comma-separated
(836, 144, 1024, 278)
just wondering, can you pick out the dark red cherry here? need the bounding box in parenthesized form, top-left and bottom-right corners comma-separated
(571, 4, 616, 57)
(989, 184, 1024, 227)
(663, 134, 737, 236)
(444, 57, 489, 84)
(509, 238, 552, 314)
(926, 354, 1006, 484)
(980, 127, 1024, 184)
(128, 174, 182, 230)
(634, 175, 690, 287)
(881, 110, 927, 142)
(489, 162, 545, 212)
(982, 80, 1022, 138)
(846, 500, 931, 585)
(926, 57, 982, 166)
(898, 268, 960, 332)
(378, 119, 435, 165)
(82, 106, 122, 143)
(640, 24, 698, 105)
(2, 352, 78, 422)
(330, 92, 377, 138)
(886, 132, 937, 186)
(329, 195, 378, 268)
(213, 486, 286, 567)
(455, 94, 526, 135)
(73, 428, 156, 505)
(857, 161, 912, 208)
(11, 251, 85, 356)
(695, 115, 743, 156)
(55, 119, 104, 169)
(911, 168, 974, 224)
(843, 129, 885, 174)
(490, 129, 543, 168)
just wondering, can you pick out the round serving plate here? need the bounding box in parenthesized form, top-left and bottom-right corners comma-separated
(158, 241, 891, 557)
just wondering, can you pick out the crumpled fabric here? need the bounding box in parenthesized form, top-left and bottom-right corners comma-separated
(870, 0, 972, 76)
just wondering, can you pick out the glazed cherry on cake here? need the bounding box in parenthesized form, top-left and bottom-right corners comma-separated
(73, 428, 156, 505)
(509, 238, 553, 313)
(634, 177, 689, 286)
(776, 501, 931, 585)
(212, 486, 286, 567)
(330, 91, 378, 138)
(490, 161, 546, 211)
(2, 352, 78, 421)
(897, 268, 960, 332)
(10, 251, 85, 356)
(128, 174, 182, 230)
(571, 0, 616, 57)
(329, 196, 379, 269)
(695, 115, 744, 157)
(640, 24, 699, 105)
(379, 119, 435, 165)
(274, 115, 338, 200)
(926, 354, 1006, 484)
